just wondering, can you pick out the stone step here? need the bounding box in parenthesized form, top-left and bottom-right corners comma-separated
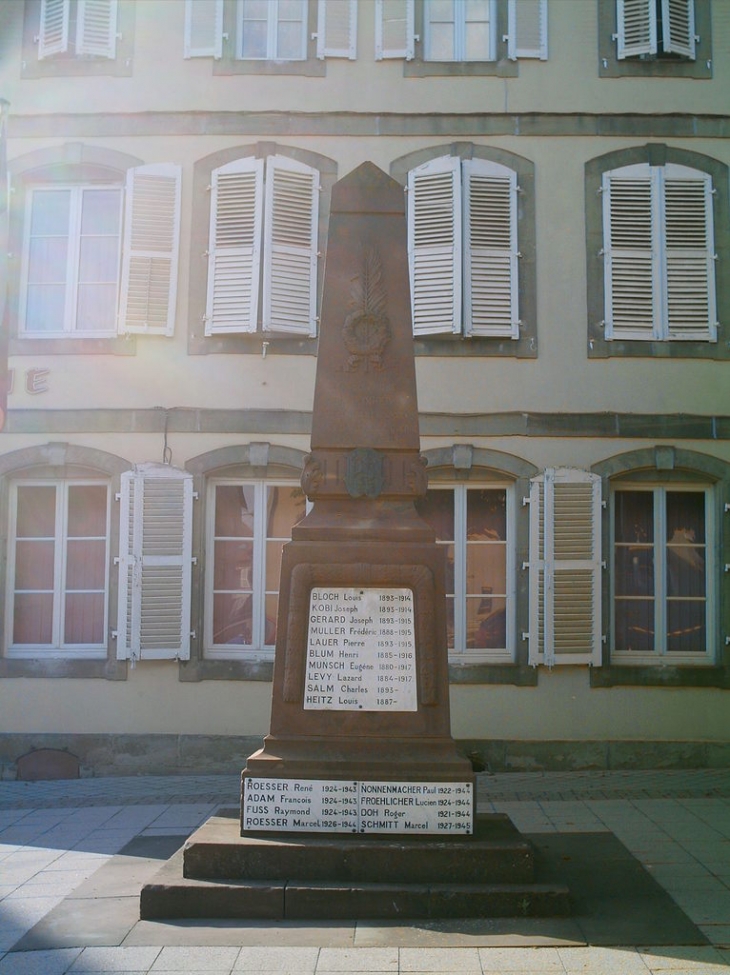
(182, 812, 535, 885)
(141, 852, 570, 920)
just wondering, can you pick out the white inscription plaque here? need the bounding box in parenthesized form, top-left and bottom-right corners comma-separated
(305, 587, 417, 711)
(242, 778, 473, 834)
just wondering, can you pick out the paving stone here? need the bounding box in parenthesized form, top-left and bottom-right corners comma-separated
(477, 945, 565, 970)
(638, 945, 730, 970)
(68, 946, 162, 971)
(0, 947, 82, 974)
(558, 946, 651, 973)
(232, 945, 320, 971)
(398, 947, 482, 972)
(149, 945, 241, 970)
(316, 947, 398, 971)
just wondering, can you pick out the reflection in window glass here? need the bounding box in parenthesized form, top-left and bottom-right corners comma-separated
(613, 487, 709, 657)
(239, 0, 306, 60)
(9, 482, 109, 653)
(417, 484, 510, 658)
(23, 186, 121, 336)
(208, 480, 305, 654)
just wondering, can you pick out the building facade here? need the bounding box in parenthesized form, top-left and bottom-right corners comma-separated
(0, 0, 728, 777)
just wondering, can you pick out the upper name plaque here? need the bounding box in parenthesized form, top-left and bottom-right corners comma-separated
(305, 587, 417, 711)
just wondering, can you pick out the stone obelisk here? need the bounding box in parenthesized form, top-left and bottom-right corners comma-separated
(242, 162, 474, 835)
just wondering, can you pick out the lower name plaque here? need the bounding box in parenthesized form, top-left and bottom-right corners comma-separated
(243, 778, 473, 834)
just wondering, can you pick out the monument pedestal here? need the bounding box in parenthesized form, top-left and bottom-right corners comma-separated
(140, 812, 570, 921)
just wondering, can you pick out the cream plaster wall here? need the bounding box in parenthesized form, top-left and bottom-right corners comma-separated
(1, 1, 728, 116)
(449, 670, 730, 742)
(4, 132, 729, 418)
(0, 666, 727, 742)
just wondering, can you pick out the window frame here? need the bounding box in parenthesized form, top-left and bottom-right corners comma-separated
(610, 482, 715, 666)
(598, 0, 712, 79)
(212, 0, 325, 76)
(21, 0, 135, 79)
(236, 0, 308, 61)
(404, 0, 517, 76)
(0, 443, 130, 679)
(601, 161, 717, 344)
(418, 480, 516, 665)
(586, 144, 729, 360)
(204, 476, 306, 661)
(420, 446, 538, 686)
(19, 182, 124, 340)
(391, 144, 537, 358)
(188, 143, 336, 356)
(7, 144, 184, 355)
(181, 444, 309, 681)
(423, 0, 497, 62)
(5, 477, 111, 659)
(591, 447, 730, 689)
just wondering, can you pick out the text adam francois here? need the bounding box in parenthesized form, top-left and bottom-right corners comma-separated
(307, 594, 376, 706)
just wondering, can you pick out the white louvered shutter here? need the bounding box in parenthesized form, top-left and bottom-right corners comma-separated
(117, 465, 193, 662)
(603, 164, 657, 340)
(528, 469, 602, 667)
(205, 158, 264, 335)
(408, 156, 462, 336)
(38, 0, 69, 59)
(375, 0, 415, 59)
(663, 165, 715, 341)
(119, 164, 182, 336)
(76, 0, 118, 58)
(662, 0, 695, 58)
(317, 0, 357, 59)
(616, 0, 656, 58)
(262, 156, 319, 336)
(463, 159, 519, 338)
(184, 0, 224, 58)
(507, 0, 547, 59)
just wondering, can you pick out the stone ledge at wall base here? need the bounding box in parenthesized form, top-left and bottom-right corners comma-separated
(1, 734, 730, 779)
(140, 810, 571, 921)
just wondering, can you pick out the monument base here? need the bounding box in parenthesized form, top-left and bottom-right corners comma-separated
(244, 733, 474, 780)
(139, 812, 571, 920)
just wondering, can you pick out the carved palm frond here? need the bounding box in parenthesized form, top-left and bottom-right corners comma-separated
(350, 244, 387, 317)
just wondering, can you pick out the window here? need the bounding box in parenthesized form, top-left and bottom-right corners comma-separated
(37, 0, 118, 60)
(18, 165, 181, 339)
(21, 185, 122, 337)
(598, 0, 711, 78)
(205, 155, 319, 336)
(193, 147, 334, 349)
(590, 447, 729, 687)
(602, 162, 716, 343)
(205, 479, 305, 658)
(612, 485, 714, 664)
(616, 0, 695, 60)
(21, 0, 135, 78)
(407, 155, 519, 339)
(188, 0, 356, 74)
(424, 0, 497, 61)
(376, 0, 546, 73)
(5, 480, 110, 658)
(416, 483, 514, 662)
(238, 0, 307, 60)
(586, 145, 728, 360)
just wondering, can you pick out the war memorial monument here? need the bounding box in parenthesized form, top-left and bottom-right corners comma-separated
(141, 163, 569, 920)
